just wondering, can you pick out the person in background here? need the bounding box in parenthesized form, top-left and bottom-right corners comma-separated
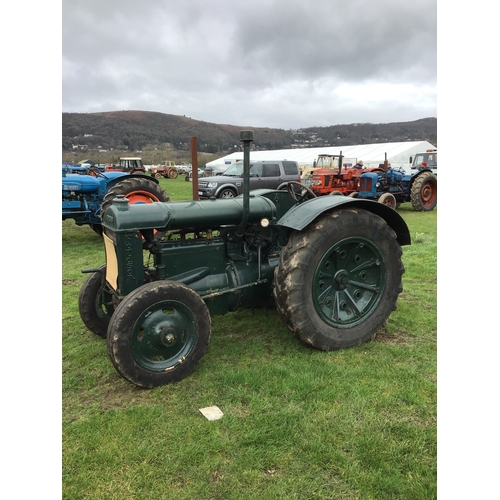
(353, 160, 364, 169)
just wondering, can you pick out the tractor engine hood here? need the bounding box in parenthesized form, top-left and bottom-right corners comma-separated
(62, 174, 101, 194)
(102, 195, 278, 232)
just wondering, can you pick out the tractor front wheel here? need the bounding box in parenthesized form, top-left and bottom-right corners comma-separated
(107, 281, 211, 388)
(378, 192, 397, 209)
(273, 209, 404, 351)
(78, 265, 115, 338)
(411, 172, 437, 211)
(100, 177, 170, 218)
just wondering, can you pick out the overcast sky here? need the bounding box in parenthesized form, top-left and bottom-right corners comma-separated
(62, 0, 436, 129)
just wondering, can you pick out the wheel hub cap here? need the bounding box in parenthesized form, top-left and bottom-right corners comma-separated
(130, 300, 197, 371)
(334, 270, 350, 289)
(160, 328, 177, 346)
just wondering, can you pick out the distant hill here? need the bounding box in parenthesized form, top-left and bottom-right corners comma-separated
(62, 110, 437, 163)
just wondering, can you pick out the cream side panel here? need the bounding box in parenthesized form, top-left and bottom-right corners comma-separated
(103, 233, 118, 290)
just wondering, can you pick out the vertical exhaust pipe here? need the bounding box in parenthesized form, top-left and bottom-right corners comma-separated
(383, 152, 389, 172)
(236, 130, 254, 237)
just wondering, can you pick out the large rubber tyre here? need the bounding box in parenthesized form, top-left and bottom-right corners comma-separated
(107, 281, 211, 388)
(168, 168, 179, 179)
(154, 173, 162, 179)
(100, 177, 170, 219)
(78, 265, 114, 339)
(411, 172, 437, 211)
(218, 188, 236, 198)
(273, 208, 405, 351)
(378, 192, 397, 209)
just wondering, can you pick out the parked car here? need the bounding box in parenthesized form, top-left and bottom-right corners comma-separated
(176, 164, 192, 175)
(197, 160, 301, 198)
(185, 168, 206, 182)
(203, 164, 229, 177)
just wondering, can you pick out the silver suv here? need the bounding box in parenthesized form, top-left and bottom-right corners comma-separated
(198, 160, 301, 198)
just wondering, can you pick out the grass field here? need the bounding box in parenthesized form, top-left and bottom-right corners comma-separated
(62, 177, 437, 499)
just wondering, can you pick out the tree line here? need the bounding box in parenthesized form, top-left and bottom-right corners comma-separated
(62, 110, 437, 155)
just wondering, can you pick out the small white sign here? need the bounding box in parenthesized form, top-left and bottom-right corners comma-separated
(199, 406, 224, 421)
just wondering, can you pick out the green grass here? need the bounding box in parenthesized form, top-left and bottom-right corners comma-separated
(62, 180, 436, 499)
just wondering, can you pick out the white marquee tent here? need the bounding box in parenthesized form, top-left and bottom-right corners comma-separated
(205, 141, 436, 173)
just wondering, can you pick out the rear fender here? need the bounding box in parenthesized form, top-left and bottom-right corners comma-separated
(276, 196, 411, 246)
(105, 173, 160, 190)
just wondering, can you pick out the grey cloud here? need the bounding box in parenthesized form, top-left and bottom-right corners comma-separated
(62, 0, 436, 128)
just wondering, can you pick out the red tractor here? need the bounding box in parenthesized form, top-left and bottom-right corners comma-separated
(150, 161, 179, 179)
(311, 154, 382, 196)
(105, 157, 146, 174)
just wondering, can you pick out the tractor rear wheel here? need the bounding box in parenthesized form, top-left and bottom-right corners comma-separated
(107, 281, 211, 388)
(78, 265, 114, 338)
(411, 172, 437, 211)
(168, 168, 179, 179)
(100, 177, 170, 218)
(273, 208, 404, 351)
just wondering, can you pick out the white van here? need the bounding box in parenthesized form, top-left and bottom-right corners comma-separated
(410, 149, 437, 175)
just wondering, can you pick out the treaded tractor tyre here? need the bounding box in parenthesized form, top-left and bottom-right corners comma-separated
(107, 281, 211, 388)
(410, 172, 437, 212)
(378, 192, 397, 209)
(78, 265, 114, 338)
(273, 208, 405, 351)
(168, 168, 179, 179)
(100, 177, 170, 219)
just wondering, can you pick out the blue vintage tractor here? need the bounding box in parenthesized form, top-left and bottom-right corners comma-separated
(357, 158, 437, 211)
(62, 166, 170, 234)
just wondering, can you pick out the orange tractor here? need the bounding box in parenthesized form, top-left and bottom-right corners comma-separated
(310, 154, 382, 196)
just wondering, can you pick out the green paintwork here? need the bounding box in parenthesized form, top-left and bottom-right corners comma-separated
(312, 236, 386, 328)
(81, 129, 414, 389)
(103, 196, 277, 232)
(129, 298, 198, 372)
(277, 196, 411, 246)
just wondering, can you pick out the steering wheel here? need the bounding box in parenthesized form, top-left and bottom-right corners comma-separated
(88, 166, 107, 178)
(286, 181, 317, 204)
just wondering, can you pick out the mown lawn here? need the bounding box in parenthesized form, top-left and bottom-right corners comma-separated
(62, 177, 436, 499)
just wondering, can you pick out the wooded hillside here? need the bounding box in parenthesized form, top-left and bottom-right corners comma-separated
(62, 110, 437, 165)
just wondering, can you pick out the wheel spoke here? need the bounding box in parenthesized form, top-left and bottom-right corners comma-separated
(313, 236, 386, 328)
(348, 280, 379, 292)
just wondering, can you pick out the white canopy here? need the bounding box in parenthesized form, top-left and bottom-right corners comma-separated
(206, 141, 436, 172)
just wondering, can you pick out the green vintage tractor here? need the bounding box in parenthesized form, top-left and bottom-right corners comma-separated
(79, 131, 411, 388)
